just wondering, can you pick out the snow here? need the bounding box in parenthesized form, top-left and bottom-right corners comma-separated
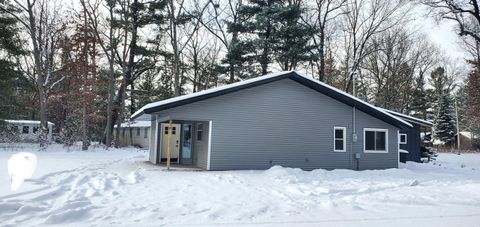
(114, 121, 151, 128)
(379, 108, 433, 127)
(459, 131, 478, 140)
(8, 152, 37, 191)
(3, 120, 54, 125)
(1, 144, 480, 226)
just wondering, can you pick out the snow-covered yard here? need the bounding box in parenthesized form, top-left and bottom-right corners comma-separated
(0, 144, 479, 226)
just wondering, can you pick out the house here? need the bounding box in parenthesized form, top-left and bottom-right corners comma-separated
(2, 120, 54, 142)
(380, 109, 433, 163)
(454, 131, 479, 150)
(132, 71, 422, 171)
(113, 121, 150, 148)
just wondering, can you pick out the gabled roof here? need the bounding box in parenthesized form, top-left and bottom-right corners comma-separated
(380, 109, 433, 127)
(132, 71, 412, 129)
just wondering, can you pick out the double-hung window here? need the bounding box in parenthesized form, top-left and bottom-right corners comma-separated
(364, 128, 388, 153)
(334, 127, 346, 152)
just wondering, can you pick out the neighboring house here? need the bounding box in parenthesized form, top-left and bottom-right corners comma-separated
(132, 71, 425, 171)
(114, 121, 150, 148)
(454, 131, 479, 150)
(380, 109, 433, 163)
(2, 120, 54, 142)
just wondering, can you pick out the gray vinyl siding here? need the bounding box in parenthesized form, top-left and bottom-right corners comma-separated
(354, 110, 399, 170)
(400, 123, 421, 163)
(193, 121, 209, 169)
(152, 78, 399, 170)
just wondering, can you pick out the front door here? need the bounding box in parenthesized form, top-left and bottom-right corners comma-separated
(181, 124, 193, 164)
(160, 123, 181, 162)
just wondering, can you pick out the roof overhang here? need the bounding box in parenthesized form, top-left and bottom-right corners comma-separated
(380, 109, 433, 127)
(132, 71, 412, 129)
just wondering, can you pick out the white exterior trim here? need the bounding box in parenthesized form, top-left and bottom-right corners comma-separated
(333, 127, 347, 152)
(154, 118, 159, 164)
(363, 128, 389, 153)
(397, 130, 400, 166)
(207, 121, 213, 170)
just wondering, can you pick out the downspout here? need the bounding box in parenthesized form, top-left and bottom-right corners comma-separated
(352, 106, 359, 170)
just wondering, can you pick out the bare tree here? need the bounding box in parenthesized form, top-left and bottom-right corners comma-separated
(340, 0, 410, 93)
(1, 0, 66, 147)
(423, 0, 480, 43)
(200, 0, 242, 83)
(303, 0, 346, 82)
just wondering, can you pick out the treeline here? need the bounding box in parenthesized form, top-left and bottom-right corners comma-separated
(0, 0, 479, 149)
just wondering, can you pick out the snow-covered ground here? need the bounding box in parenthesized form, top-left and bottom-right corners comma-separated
(0, 144, 479, 226)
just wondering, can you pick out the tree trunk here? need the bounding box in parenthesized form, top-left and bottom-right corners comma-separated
(170, 0, 181, 96)
(319, 30, 325, 82)
(104, 3, 115, 148)
(26, 0, 48, 147)
(82, 7, 89, 151)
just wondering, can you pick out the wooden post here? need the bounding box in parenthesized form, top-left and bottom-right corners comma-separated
(167, 118, 173, 170)
(455, 99, 461, 150)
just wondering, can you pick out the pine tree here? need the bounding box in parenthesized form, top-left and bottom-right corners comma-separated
(0, 3, 29, 119)
(226, 0, 315, 78)
(410, 76, 429, 120)
(433, 91, 456, 144)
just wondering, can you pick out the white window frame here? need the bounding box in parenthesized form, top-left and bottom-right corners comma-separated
(333, 127, 347, 152)
(399, 133, 407, 144)
(363, 128, 388, 153)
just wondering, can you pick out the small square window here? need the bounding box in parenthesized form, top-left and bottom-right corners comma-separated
(33, 126, 39, 133)
(22, 126, 29, 134)
(197, 123, 203, 141)
(399, 133, 407, 144)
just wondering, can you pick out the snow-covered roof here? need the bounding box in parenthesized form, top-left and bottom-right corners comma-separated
(114, 121, 150, 128)
(458, 131, 478, 139)
(131, 71, 291, 119)
(132, 71, 412, 128)
(3, 120, 54, 126)
(379, 108, 433, 127)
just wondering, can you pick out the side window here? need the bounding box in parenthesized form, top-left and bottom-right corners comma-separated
(364, 129, 388, 153)
(144, 128, 148, 138)
(122, 128, 125, 136)
(33, 126, 39, 133)
(137, 128, 140, 136)
(334, 127, 346, 152)
(22, 126, 29, 134)
(399, 133, 407, 144)
(197, 123, 203, 141)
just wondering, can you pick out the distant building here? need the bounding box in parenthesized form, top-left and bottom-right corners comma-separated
(454, 131, 479, 150)
(2, 120, 54, 142)
(114, 121, 150, 148)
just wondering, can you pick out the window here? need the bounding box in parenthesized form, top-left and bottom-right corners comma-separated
(22, 126, 29, 134)
(137, 128, 140, 136)
(122, 128, 125, 137)
(334, 127, 346, 152)
(364, 128, 388, 153)
(197, 123, 203, 141)
(33, 126, 39, 133)
(144, 128, 148, 138)
(164, 126, 176, 135)
(399, 133, 407, 144)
